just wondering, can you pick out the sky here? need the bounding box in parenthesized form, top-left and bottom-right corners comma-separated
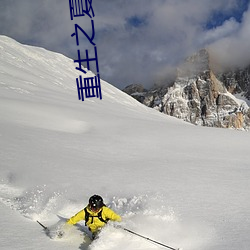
(0, 0, 249, 89)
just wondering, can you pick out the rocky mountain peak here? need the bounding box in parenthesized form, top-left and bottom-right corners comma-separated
(123, 49, 250, 130)
(177, 49, 210, 78)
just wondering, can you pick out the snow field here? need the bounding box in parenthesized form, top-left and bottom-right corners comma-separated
(1, 36, 250, 250)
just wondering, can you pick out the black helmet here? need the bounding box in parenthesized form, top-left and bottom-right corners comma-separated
(89, 195, 104, 210)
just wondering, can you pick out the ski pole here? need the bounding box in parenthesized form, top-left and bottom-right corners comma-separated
(37, 220, 48, 231)
(122, 227, 180, 250)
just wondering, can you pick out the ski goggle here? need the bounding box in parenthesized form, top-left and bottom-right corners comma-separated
(89, 204, 101, 211)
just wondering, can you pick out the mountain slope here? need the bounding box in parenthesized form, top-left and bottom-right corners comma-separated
(0, 36, 250, 250)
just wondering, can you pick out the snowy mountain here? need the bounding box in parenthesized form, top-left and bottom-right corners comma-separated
(124, 49, 250, 130)
(1, 36, 250, 250)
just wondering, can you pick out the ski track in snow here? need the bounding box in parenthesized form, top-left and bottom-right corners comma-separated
(0, 99, 91, 134)
(0, 180, 212, 250)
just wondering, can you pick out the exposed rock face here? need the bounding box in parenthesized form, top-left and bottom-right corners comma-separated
(217, 66, 250, 99)
(123, 84, 147, 103)
(123, 49, 250, 130)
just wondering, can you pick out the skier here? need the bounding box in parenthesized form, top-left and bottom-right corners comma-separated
(66, 194, 122, 239)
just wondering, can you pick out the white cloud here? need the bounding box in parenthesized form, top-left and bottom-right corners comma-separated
(200, 17, 240, 45)
(0, 0, 249, 88)
(209, 5, 250, 68)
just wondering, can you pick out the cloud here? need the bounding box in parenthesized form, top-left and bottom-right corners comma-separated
(0, 0, 249, 89)
(0, 1, 71, 48)
(209, 3, 250, 69)
(200, 18, 240, 45)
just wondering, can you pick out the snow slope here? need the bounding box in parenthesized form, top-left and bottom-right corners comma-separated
(0, 35, 250, 250)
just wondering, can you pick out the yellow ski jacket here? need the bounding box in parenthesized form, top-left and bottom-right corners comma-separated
(67, 206, 121, 233)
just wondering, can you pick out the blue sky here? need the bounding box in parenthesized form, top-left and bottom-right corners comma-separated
(206, 0, 249, 29)
(0, 0, 249, 89)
